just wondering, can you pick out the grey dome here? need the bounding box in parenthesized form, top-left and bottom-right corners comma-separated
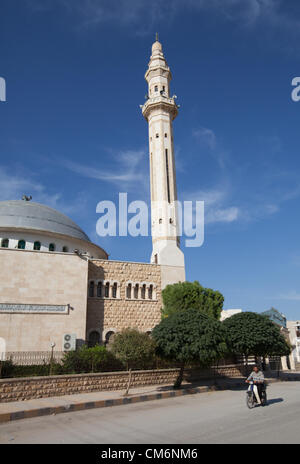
(0, 200, 90, 242)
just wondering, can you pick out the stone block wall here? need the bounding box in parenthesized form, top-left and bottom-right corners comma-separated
(87, 260, 162, 341)
(0, 365, 248, 403)
(0, 249, 89, 352)
(0, 369, 179, 403)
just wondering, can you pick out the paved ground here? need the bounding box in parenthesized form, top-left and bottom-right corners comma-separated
(0, 382, 299, 444)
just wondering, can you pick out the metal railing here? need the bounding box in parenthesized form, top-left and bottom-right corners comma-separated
(4, 351, 65, 366)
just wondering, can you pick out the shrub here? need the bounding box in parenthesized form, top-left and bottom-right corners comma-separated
(61, 345, 122, 374)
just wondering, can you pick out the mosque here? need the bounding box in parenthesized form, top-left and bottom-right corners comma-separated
(0, 38, 186, 354)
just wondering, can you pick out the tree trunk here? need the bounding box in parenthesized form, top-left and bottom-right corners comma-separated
(124, 368, 132, 396)
(174, 363, 185, 389)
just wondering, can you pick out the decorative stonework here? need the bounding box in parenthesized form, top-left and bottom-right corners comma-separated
(0, 303, 69, 314)
(87, 259, 162, 341)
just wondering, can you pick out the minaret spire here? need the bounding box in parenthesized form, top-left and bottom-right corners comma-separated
(141, 39, 185, 277)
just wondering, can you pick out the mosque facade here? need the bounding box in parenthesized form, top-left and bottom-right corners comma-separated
(0, 38, 185, 355)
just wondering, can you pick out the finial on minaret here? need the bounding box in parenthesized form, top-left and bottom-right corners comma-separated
(155, 32, 159, 42)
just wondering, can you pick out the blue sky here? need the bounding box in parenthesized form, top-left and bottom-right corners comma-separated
(1, 0, 300, 319)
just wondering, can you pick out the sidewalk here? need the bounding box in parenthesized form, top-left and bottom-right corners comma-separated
(2, 374, 297, 424)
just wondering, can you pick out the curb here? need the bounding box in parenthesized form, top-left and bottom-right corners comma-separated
(0, 376, 297, 424)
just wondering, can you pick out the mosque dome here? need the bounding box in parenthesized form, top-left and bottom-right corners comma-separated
(0, 200, 108, 258)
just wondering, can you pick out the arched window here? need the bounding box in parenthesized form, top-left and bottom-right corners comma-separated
(105, 282, 110, 298)
(112, 282, 118, 298)
(18, 240, 26, 250)
(105, 331, 115, 346)
(148, 284, 153, 300)
(127, 283, 132, 299)
(97, 281, 103, 298)
(1, 238, 9, 248)
(141, 284, 146, 300)
(49, 243, 55, 252)
(134, 283, 139, 299)
(33, 241, 41, 251)
(89, 281, 94, 297)
(88, 331, 100, 347)
(62, 246, 68, 253)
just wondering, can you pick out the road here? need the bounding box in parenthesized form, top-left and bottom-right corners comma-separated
(0, 382, 299, 444)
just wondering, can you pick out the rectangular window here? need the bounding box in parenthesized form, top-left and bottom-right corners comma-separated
(165, 149, 171, 203)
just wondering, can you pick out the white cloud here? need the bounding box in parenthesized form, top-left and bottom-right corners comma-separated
(183, 185, 240, 225)
(0, 166, 88, 218)
(278, 291, 300, 301)
(63, 149, 148, 192)
(206, 206, 239, 224)
(0, 166, 61, 207)
(25, 0, 300, 37)
(193, 127, 217, 151)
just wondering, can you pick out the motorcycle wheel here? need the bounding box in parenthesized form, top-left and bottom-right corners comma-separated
(261, 392, 267, 406)
(246, 393, 256, 409)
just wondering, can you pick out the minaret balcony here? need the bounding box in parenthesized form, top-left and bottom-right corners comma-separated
(141, 96, 178, 120)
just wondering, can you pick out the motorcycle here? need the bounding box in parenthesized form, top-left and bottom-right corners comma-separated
(246, 380, 267, 409)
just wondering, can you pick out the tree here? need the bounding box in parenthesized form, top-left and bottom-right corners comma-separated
(152, 308, 227, 388)
(110, 328, 157, 395)
(110, 328, 156, 370)
(161, 281, 224, 320)
(222, 312, 291, 365)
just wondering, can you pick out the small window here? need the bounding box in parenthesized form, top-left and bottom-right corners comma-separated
(134, 284, 139, 299)
(127, 283, 132, 299)
(1, 238, 9, 248)
(33, 241, 41, 251)
(162, 85, 165, 91)
(165, 133, 167, 138)
(49, 243, 55, 252)
(97, 281, 103, 298)
(156, 133, 159, 138)
(89, 281, 94, 297)
(112, 283, 117, 298)
(148, 285, 153, 300)
(154, 85, 158, 92)
(105, 282, 110, 298)
(141, 284, 146, 300)
(18, 240, 26, 250)
(62, 246, 69, 253)
(159, 218, 162, 224)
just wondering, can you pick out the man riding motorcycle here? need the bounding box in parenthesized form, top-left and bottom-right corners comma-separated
(245, 365, 265, 405)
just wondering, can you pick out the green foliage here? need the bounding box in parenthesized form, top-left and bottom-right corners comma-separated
(152, 308, 228, 366)
(223, 311, 291, 358)
(0, 360, 62, 378)
(61, 345, 122, 374)
(110, 328, 156, 370)
(161, 281, 224, 320)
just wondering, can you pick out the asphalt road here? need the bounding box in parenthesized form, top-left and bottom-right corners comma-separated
(0, 382, 299, 444)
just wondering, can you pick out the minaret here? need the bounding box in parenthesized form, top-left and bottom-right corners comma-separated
(142, 36, 185, 277)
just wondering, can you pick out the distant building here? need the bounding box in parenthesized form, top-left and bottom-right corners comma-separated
(220, 309, 242, 321)
(286, 321, 300, 369)
(261, 307, 287, 328)
(262, 308, 294, 370)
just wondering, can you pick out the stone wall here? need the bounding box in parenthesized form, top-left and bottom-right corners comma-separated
(87, 260, 162, 341)
(0, 365, 247, 403)
(0, 249, 89, 352)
